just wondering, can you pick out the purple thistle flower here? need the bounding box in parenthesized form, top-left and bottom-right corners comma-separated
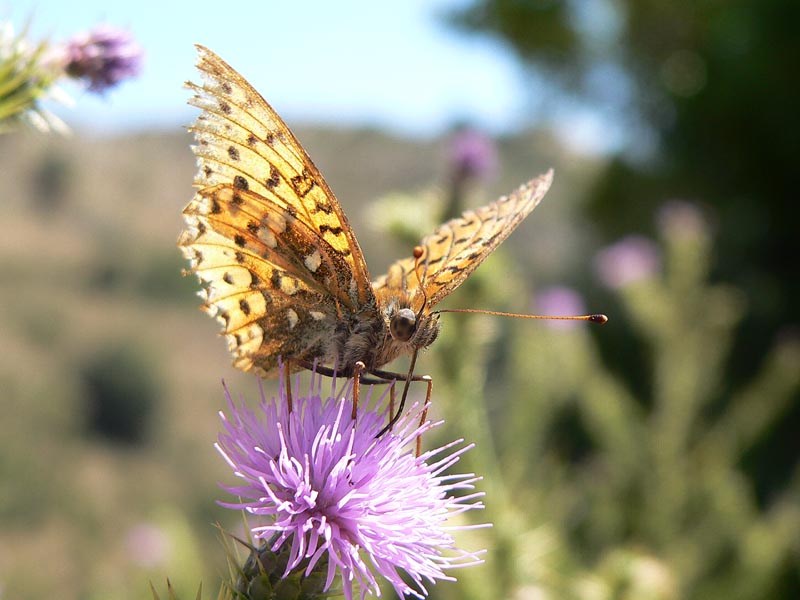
(535, 286, 587, 330)
(594, 235, 661, 289)
(448, 127, 498, 182)
(62, 24, 142, 93)
(216, 371, 486, 600)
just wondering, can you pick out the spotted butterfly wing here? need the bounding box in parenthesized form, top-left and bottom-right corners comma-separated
(179, 45, 553, 378)
(180, 45, 374, 376)
(372, 171, 553, 307)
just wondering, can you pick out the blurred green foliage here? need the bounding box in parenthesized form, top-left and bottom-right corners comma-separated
(372, 185, 800, 600)
(80, 342, 162, 445)
(449, 0, 798, 383)
(29, 149, 73, 212)
(435, 3, 800, 597)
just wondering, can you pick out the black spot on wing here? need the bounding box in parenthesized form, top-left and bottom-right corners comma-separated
(266, 165, 280, 189)
(290, 168, 315, 198)
(313, 200, 333, 214)
(319, 224, 343, 235)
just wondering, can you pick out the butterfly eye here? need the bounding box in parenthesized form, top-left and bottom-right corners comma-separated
(390, 308, 417, 342)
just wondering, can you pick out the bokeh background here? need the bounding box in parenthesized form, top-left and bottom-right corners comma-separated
(1, 1, 798, 599)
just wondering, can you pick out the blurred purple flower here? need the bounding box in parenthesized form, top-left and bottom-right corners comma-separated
(657, 200, 708, 239)
(125, 522, 171, 568)
(595, 235, 661, 289)
(216, 372, 486, 600)
(448, 128, 498, 182)
(535, 286, 587, 330)
(63, 25, 142, 93)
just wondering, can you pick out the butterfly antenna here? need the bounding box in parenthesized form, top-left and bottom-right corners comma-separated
(352, 361, 365, 421)
(435, 307, 609, 324)
(412, 246, 429, 318)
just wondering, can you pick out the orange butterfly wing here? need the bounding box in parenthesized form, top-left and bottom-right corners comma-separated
(179, 45, 375, 376)
(373, 170, 553, 307)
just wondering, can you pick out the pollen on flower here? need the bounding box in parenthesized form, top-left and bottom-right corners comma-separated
(215, 368, 487, 600)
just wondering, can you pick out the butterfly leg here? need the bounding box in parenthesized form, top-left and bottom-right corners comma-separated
(389, 383, 396, 424)
(281, 360, 293, 412)
(375, 348, 419, 437)
(291, 359, 431, 438)
(351, 361, 366, 420)
(293, 360, 396, 385)
(416, 378, 433, 457)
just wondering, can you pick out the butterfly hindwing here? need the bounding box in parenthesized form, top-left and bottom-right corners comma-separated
(373, 170, 553, 307)
(181, 184, 344, 376)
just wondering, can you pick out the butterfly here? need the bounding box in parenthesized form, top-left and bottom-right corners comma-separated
(179, 45, 554, 382)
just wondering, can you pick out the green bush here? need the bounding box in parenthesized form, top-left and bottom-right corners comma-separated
(79, 343, 162, 445)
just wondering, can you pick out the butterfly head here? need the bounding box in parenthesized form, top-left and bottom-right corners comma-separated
(385, 298, 440, 350)
(389, 307, 417, 341)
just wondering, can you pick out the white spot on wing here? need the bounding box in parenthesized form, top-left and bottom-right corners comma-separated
(349, 277, 358, 302)
(286, 308, 299, 329)
(280, 277, 299, 296)
(266, 213, 287, 233)
(304, 249, 322, 273)
(258, 227, 277, 248)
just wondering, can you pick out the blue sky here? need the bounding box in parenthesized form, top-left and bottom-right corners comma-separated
(5, 0, 623, 153)
(5, 0, 542, 136)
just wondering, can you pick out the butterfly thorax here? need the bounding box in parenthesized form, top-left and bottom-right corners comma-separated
(330, 288, 439, 375)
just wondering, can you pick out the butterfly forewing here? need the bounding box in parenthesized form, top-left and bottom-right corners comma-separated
(180, 45, 380, 376)
(185, 44, 373, 309)
(373, 170, 553, 307)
